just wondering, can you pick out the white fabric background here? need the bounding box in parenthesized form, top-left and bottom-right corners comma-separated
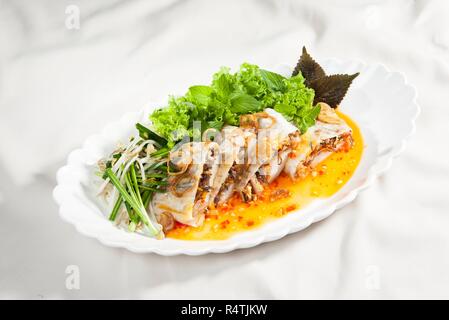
(0, 0, 448, 299)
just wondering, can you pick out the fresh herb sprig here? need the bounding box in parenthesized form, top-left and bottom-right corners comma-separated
(149, 62, 317, 146)
(102, 125, 169, 235)
(135, 123, 167, 146)
(105, 167, 161, 236)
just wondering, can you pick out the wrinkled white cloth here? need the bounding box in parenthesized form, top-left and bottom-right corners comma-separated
(1, 0, 449, 299)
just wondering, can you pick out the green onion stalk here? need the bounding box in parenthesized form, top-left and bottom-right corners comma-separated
(105, 167, 162, 238)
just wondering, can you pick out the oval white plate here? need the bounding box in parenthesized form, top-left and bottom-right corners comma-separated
(53, 59, 419, 255)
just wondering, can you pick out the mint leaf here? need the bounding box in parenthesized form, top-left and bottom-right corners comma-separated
(188, 85, 213, 105)
(214, 74, 233, 98)
(260, 69, 286, 92)
(230, 92, 262, 114)
(274, 103, 296, 117)
(303, 104, 321, 124)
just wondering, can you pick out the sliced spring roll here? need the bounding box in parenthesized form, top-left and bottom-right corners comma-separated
(257, 149, 290, 184)
(234, 109, 297, 192)
(209, 126, 245, 205)
(215, 129, 255, 205)
(232, 129, 259, 193)
(284, 103, 353, 179)
(151, 142, 219, 227)
(255, 109, 298, 185)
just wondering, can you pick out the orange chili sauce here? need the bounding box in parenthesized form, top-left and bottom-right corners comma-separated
(166, 111, 363, 240)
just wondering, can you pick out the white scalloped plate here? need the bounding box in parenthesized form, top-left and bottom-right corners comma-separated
(53, 59, 419, 255)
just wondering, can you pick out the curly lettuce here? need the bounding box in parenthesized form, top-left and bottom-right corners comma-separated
(150, 63, 319, 147)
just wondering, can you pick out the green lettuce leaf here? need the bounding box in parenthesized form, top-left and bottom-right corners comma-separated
(149, 62, 320, 146)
